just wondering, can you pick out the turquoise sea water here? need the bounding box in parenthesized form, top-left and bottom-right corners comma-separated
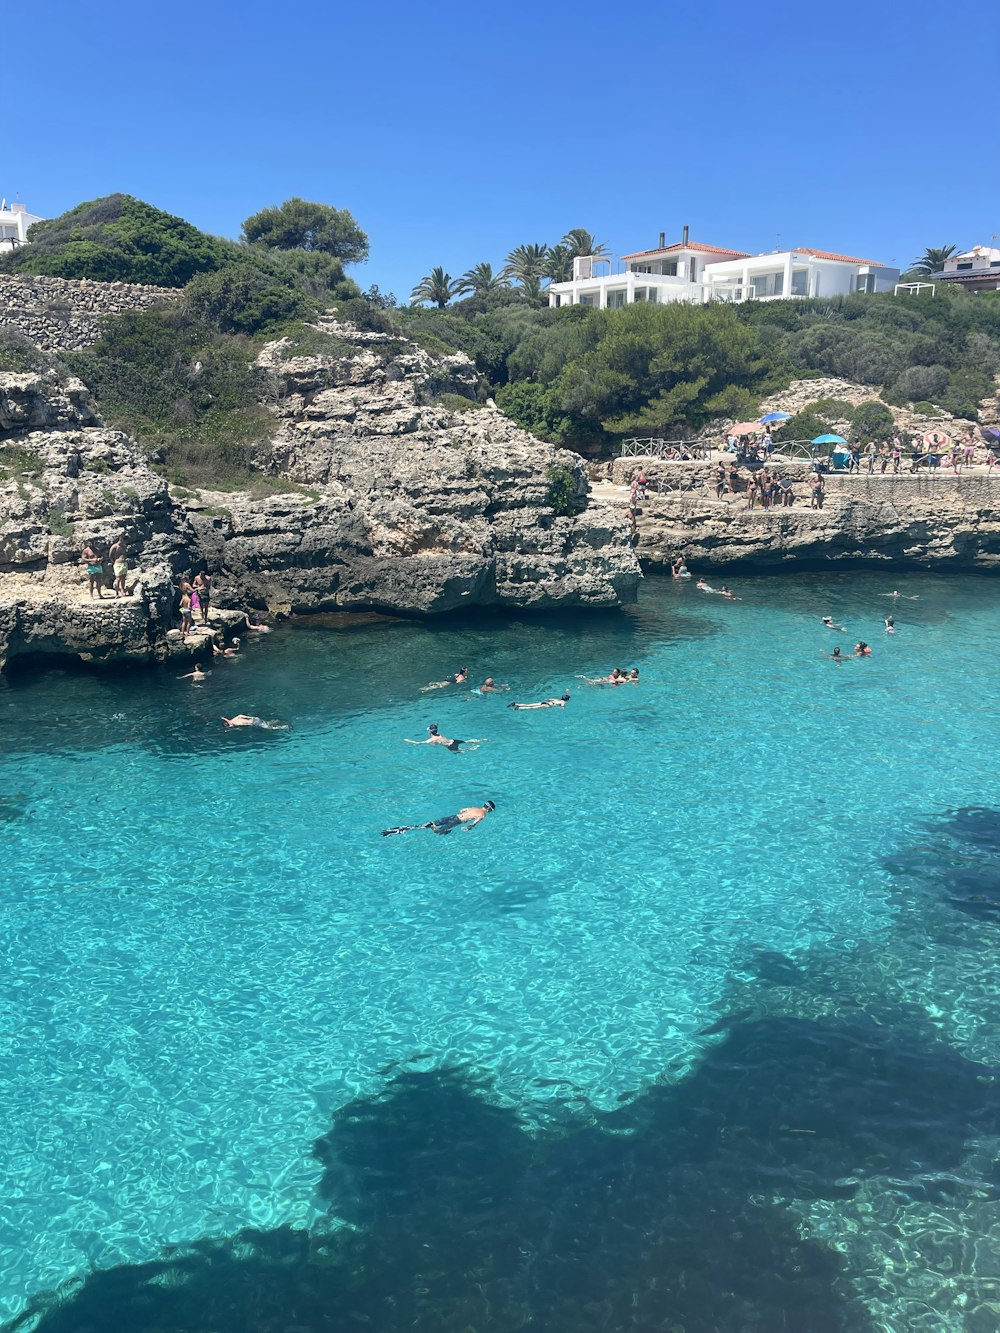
(2, 572, 1000, 1332)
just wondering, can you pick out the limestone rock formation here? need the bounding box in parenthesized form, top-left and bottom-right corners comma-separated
(195, 325, 640, 614)
(0, 322, 641, 668)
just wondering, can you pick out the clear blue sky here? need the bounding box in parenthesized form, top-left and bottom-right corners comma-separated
(4, 0, 997, 296)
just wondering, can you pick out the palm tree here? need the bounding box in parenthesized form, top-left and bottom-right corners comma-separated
(502, 243, 549, 300)
(409, 266, 459, 308)
(454, 262, 509, 299)
(562, 228, 608, 258)
(544, 244, 574, 284)
(910, 245, 959, 276)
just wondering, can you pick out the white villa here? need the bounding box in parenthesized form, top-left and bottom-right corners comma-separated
(0, 199, 44, 252)
(932, 245, 1000, 293)
(548, 228, 899, 308)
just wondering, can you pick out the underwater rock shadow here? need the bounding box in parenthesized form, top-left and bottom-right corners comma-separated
(888, 806, 1000, 923)
(17, 1007, 1000, 1333)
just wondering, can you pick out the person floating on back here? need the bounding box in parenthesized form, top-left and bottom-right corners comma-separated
(822, 616, 846, 631)
(508, 691, 571, 711)
(382, 800, 495, 837)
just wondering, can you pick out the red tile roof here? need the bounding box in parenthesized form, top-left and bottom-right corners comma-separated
(792, 247, 886, 267)
(621, 241, 751, 260)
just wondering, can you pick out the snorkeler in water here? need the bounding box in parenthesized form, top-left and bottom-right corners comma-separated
(221, 715, 289, 730)
(421, 666, 469, 691)
(382, 800, 495, 837)
(821, 616, 846, 631)
(404, 724, 485, 753)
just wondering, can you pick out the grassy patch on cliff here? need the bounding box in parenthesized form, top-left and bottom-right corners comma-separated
(66, 305, 278, 487)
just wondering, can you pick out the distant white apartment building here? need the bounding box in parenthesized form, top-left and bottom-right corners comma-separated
(0, 199, 44, 251)
(548, 228, 899, 308)
(932, 245, 1000, 293)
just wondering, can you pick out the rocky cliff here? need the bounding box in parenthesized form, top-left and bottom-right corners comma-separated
(0, 321, 640, 669)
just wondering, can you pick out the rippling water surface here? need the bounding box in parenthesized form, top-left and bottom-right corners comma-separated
(2, 572, 1000, 1332)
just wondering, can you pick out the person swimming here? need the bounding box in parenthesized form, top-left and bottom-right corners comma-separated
(854, 642, 872, 656)
(508, 691, 571, 710)
(404, 724, 484, 753)
(221, 715, 289, 730)
(822, 617, 846, 631)
(672, 557, 691, 579)
(885, 616, 895, 633)
(578, 668, 625, 685)
(881, 591, 919, 600)
(382, 800, 495, 837)
(476, 677, 507, 694)
(719, 585, 742, 600)
(829, 646, 843, 661)
(421, 666, 469, 691)
(178, 666, 210, 682)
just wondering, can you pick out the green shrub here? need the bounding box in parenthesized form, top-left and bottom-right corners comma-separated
(331, 298, 401, 335)
(847, 400, 895, 443)
(546, 464, 579, 516)
(277, 322, 352, 359)
(0, 328, 70, 379)
(46, 503, 74, 535)
(437, 392, 482, 414)
(780, 410, 834, 444)
(0, 194, 238, 285)
(184, 266, 310, 336)
(67, 305, 273, 487)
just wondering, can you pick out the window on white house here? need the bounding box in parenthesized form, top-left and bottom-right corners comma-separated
(578, 293, 598, 307)
(791, 270, 808, 296)
(854, 273, 876, 294)
(606, 289, 628, 308)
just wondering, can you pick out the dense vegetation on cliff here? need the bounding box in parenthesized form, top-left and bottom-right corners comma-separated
(0, 194, 364, 301)
(6, 195, 999, 466)
(396, 287, 1000, 447)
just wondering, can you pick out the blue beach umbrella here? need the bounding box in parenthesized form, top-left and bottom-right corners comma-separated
(759, 412, 791, 424)
(812, 433, 847, 445)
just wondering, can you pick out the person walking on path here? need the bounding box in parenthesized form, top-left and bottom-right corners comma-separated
(82, 541, 105, 600)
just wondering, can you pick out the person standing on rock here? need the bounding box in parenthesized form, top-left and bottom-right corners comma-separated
(82, 540, 105, 600)
(108, 534, 128, 599)
(179, 581, 194, 636)
(193, 571, 212, 626)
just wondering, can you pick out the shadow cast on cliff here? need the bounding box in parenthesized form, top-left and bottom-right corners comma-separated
(12, 1002, 1000, 1333)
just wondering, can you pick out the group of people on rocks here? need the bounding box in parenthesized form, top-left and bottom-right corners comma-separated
(80, 535, 130, 600)
(710, 463, 827, 510)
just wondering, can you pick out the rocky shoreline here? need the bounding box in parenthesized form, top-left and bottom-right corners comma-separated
(605, 461, 1000, 572)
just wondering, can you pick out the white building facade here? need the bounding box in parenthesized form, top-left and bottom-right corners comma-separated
(932, 245, 1000, 293)
(702, 248, 899, 302)
(548, 237, 750, 309)
(548, 233, 899, 309)
(0, 200, 44, 251)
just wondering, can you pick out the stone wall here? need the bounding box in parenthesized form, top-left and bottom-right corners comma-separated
(0, 274, 180, 352)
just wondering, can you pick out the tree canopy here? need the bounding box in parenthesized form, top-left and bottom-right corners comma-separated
(241, 198, 369, 264)
(0, 194, 237, 286)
